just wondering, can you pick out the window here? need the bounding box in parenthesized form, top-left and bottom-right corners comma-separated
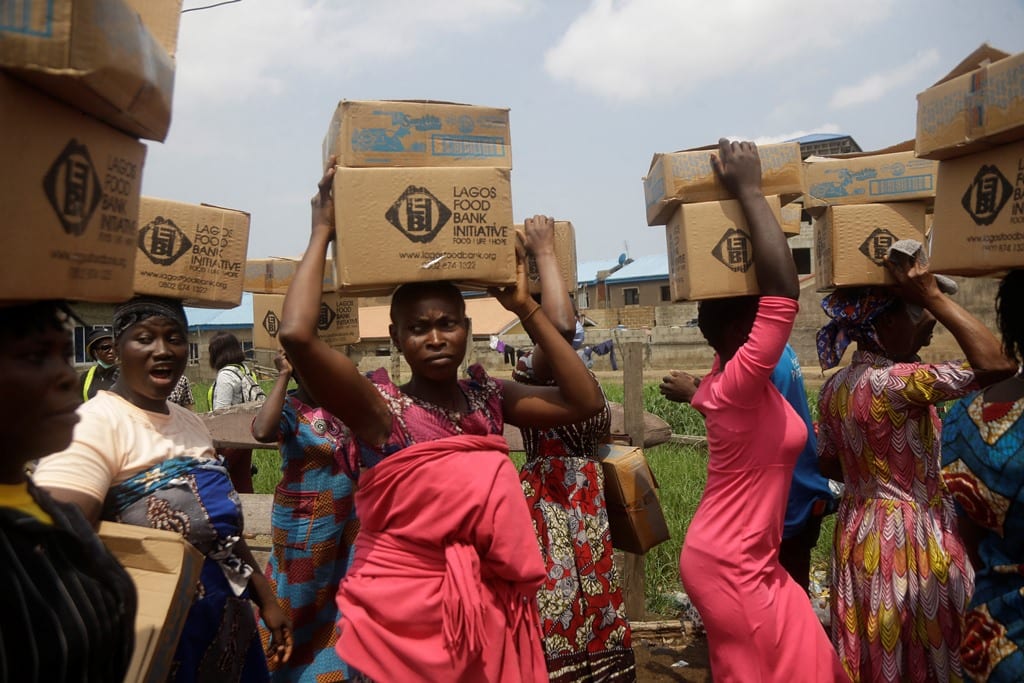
(660, 285, 671, 302)
(188, 342, 200, 366)
(792, 247, 812, 275)
(623, 288, 640, 306)
(72, 325, 87, 363)
(242, 340, 254, 360)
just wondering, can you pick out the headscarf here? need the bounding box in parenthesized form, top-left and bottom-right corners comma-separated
(815, 287, 898, 370)
(112, 296, 188, 340)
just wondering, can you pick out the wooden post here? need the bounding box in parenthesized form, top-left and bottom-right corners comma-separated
(621, 341, 646, 622)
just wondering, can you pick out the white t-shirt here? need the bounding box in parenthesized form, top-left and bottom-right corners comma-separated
(33, 390, 217, 503)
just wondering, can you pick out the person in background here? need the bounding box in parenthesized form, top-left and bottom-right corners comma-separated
(515, 215, 636, 681)
(941, 269, 1024, 683)
(815, 254, 1016, 682)
(277, 160, 605, 682)
(252, 350, 359, 682)
(209, 331, 266, 493)
(1, 301, 137, 683)
(674, 139, 847, 681)
(168, 373, 195, 410)
(33, 295, 292, 682)
(79, 327, 118, 400)
(660, 341, 836, 594)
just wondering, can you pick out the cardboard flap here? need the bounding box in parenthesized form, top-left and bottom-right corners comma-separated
(808, 139, 915, 160)
(931, 43, 1011, 86)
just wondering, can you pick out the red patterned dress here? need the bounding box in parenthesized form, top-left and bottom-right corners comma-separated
(514, 353, 635, 682)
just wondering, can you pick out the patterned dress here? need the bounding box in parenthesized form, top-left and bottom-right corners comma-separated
(261, 394, 358, 682)
(514, 353, 635, 682)
(942, 391, 1024, 682)
(817, 350, 977, 682)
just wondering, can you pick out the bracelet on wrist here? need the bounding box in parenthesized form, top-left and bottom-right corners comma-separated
(520, 304, 541, 324)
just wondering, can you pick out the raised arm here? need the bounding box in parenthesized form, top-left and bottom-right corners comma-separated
(711, 139, 799, 301)
(251, 351, 291, 443)
(278, 161, 392, 446)
(519, 215, 576, 383)
(491, 241, 604, 428)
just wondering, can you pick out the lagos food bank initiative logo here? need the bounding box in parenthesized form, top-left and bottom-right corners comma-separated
(859, 228, 898, 265)
(262, 310, 281, 338)
(385, 186, 452, 243)
(962, 165, 1013, 226)
(712, 228, 753, 272)
(138, 216, 192, 265)
(317, 302, 336, 330)
(43, 139, 103, 236)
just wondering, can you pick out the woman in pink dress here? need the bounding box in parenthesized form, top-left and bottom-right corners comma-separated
(678, 139, 848, 682)
(279, 161, 605, 682)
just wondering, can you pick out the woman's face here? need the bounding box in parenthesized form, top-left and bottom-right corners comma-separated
(115, 316, 188, 412)
(90, 336, 117, 366)
(390, 293, 468, 382)
(0, 325, 79, 479)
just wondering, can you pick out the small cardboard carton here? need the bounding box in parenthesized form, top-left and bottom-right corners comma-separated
(515, 220, 578, 294)
(324, 100, 512, 168)
(134, 198, 251, 308)
(333, 166, 516, 295)
(0, 0, 182, 141)
(664, 195, 784, 301)
(916, 45, 1024, 160)
(803, 148, 938, 210)
(252, 292, 359, 351)
(780, 202, 803, 237)
(243, 257, 336, 294)
(98, 522, 202, 683)
(596, 444, 670, 555)
(0, 72, 145, 303)
(643, 142, 803, 225)
(814, 202, 927, 290)
(929, 140, 1024, 275)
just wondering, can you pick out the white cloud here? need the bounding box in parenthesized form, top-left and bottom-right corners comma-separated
(828, 49, 940, 109)
(174, 0, 534, 104)
(543, 0, 894, 101)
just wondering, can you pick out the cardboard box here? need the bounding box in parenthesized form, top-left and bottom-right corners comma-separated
(916, 46, 1024, 160)
(0, 73, 145, 303)
(803, 150, 938, 209)
(252, 292, 359, 350)
(323, 100, 512, 168)
(664, 196, 784, 301)
(98, 521, 202, 683)
(516, 220, 578, 293)
(596, 444, 670, 555)
(333, 166, 516, 294)
(929, 140, 1024, 275)
(243, 257, 336, 294)
(0, 0, 181, 141)
(134, 198, 251, 308)
(643, 142, 803, 225)
(814, 202, 927, 290)
(780, 202, 803, 237)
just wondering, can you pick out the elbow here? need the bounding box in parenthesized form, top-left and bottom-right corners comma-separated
(250, 424, 277, 443)
(278, 322, 313, 352)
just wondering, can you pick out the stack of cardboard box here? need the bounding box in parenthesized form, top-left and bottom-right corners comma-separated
(804, 140, 937, 291)
(322, 100, 517, 296)
(642, 142, 803, 300)
(918, 46, 1024, 275)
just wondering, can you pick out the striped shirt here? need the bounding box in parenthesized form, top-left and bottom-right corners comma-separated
(0, 482, 136, 682)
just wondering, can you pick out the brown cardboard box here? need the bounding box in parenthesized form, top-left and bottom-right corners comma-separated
(134, 198, 251, 308)
(333, 166, 516, 294)
(916, 46, 1024, 160)
(780, 202, 803, 237)
(0, 72, 145, 303)
(243, 257, 337, 294)
(643, 142, 802, 225)
(814, 202, 927, 290)
(596, 444, 670, 555)
(664, 196, 784, 301)
(0, 0, 181, 141)
(252, 292, 359, 350)
(323, 100, 512, 168)
(516, 220, 578, 293)
(929, 140, 1024, 275)
(803, 149, 938, 210)
(98, 522, 202, 683)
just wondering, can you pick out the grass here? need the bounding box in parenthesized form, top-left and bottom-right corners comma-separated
(197, 379, 835, 614)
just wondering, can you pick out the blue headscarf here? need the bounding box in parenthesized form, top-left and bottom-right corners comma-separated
(815, 288, 898, 370)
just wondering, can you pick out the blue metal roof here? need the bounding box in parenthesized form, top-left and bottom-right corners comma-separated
(184, 292, 254, 331)
(578, 253, 669, 285)
(785, 132, 848, 144)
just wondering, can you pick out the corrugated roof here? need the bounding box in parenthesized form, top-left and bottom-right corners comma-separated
(357, 296, 521, 340)
(185, 293, 254, 330)
(786, 132, 848, 144)
(604, 253, 669, 283)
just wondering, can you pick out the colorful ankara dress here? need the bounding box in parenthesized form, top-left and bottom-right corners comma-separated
(817, 350, 976, 682)
(261, 394, 358, 682)
(336, 365, 547, 683)
(680, 297, 847, 682)
(942, 390, 1024, 682)
(514, 352, 635, 682)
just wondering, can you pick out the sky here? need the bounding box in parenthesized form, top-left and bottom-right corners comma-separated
(144, 0, 1024, 268)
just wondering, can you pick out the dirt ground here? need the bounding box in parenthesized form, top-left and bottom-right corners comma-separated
(634, 636, 711, 682)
